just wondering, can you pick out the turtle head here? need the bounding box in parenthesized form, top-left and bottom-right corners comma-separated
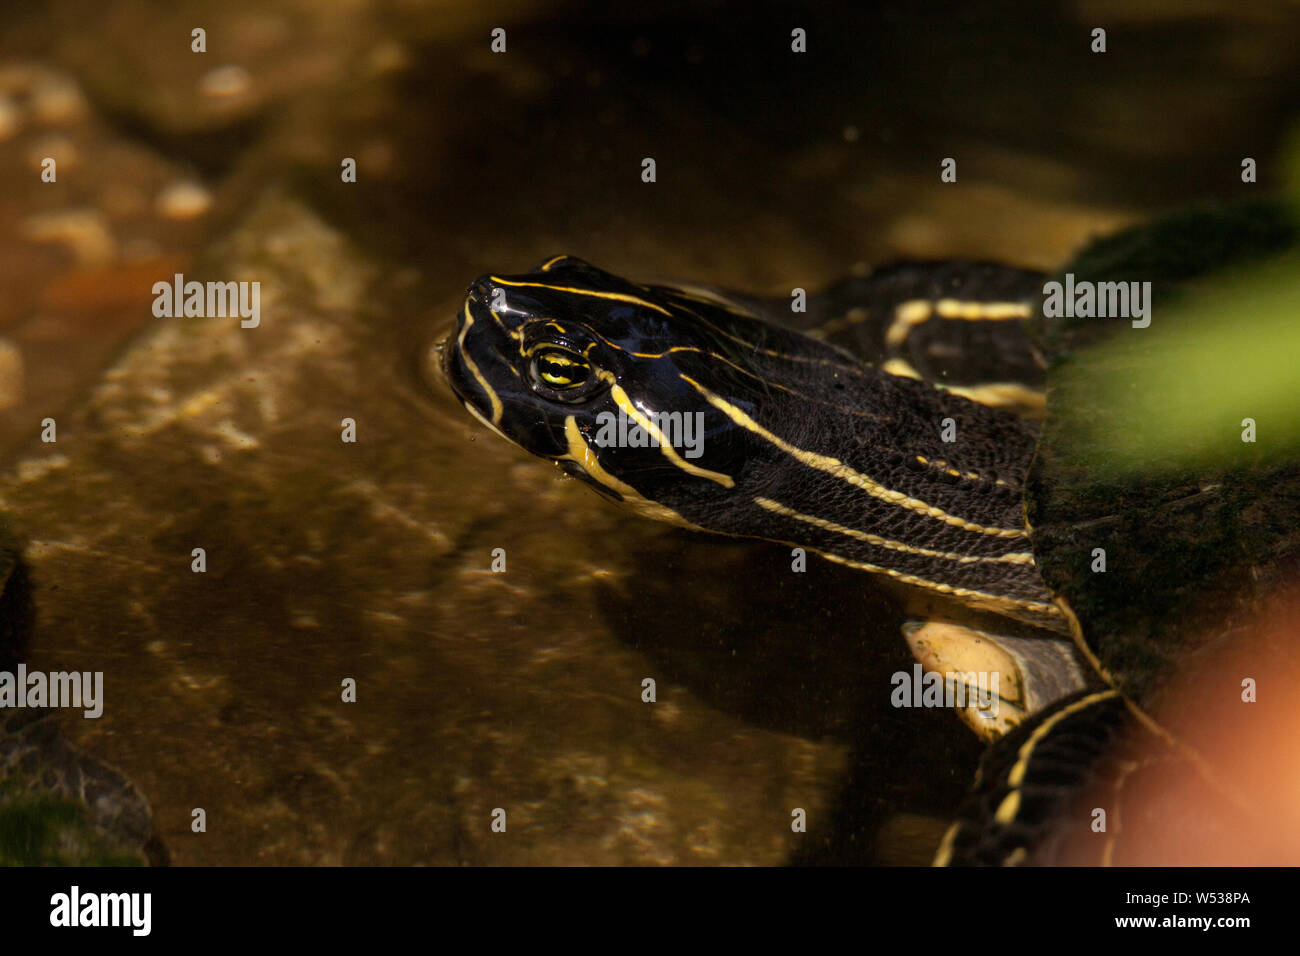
(439, 255, 632, 455)
(438, 256, 1054, 628)
(437, 254, 822, 515)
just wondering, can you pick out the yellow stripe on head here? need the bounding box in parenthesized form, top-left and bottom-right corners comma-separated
(489, 278, 673, 317)
(608, 384, 735, 488)
(457, 303, 503, 425)
(560, 416, 703, 529)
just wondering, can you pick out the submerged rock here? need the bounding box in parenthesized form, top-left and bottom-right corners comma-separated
(0, 193, 845, 865)
(0, 519, 160, 865)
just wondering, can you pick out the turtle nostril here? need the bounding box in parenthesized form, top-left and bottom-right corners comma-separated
(468, 277, 498, 306)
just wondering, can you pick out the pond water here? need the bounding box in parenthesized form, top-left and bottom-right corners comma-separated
(1, 0, 1298, 865)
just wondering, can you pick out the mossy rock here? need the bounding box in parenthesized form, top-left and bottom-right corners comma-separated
(0, 518, 164, 866)
(1028, 199, 1300, 704)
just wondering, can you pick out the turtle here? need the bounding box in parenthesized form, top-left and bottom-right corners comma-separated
(0, 517, 167, 865)
(432, 200, 1300, 864)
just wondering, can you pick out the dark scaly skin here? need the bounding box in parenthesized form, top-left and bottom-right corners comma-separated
(440, 255, 1063, 630)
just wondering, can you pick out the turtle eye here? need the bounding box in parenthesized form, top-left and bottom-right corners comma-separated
(532, 348, 589, 388)
(528, 347, 604, 402)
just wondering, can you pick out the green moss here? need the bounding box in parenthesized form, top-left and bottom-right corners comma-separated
(1051, 251, 1300, 475)
(0, 776, 143, 866)
(1039, 132, 1300, 478)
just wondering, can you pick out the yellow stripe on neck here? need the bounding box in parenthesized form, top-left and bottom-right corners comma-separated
(754, 497, 1034, 565)
(679, 375, 1028, 539)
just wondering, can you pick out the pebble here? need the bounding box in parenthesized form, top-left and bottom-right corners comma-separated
(199, 65, 252, 99)
(21, 208, 116, 266)
(30, 72, 88, 124)
(156, 180, 213, 220)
